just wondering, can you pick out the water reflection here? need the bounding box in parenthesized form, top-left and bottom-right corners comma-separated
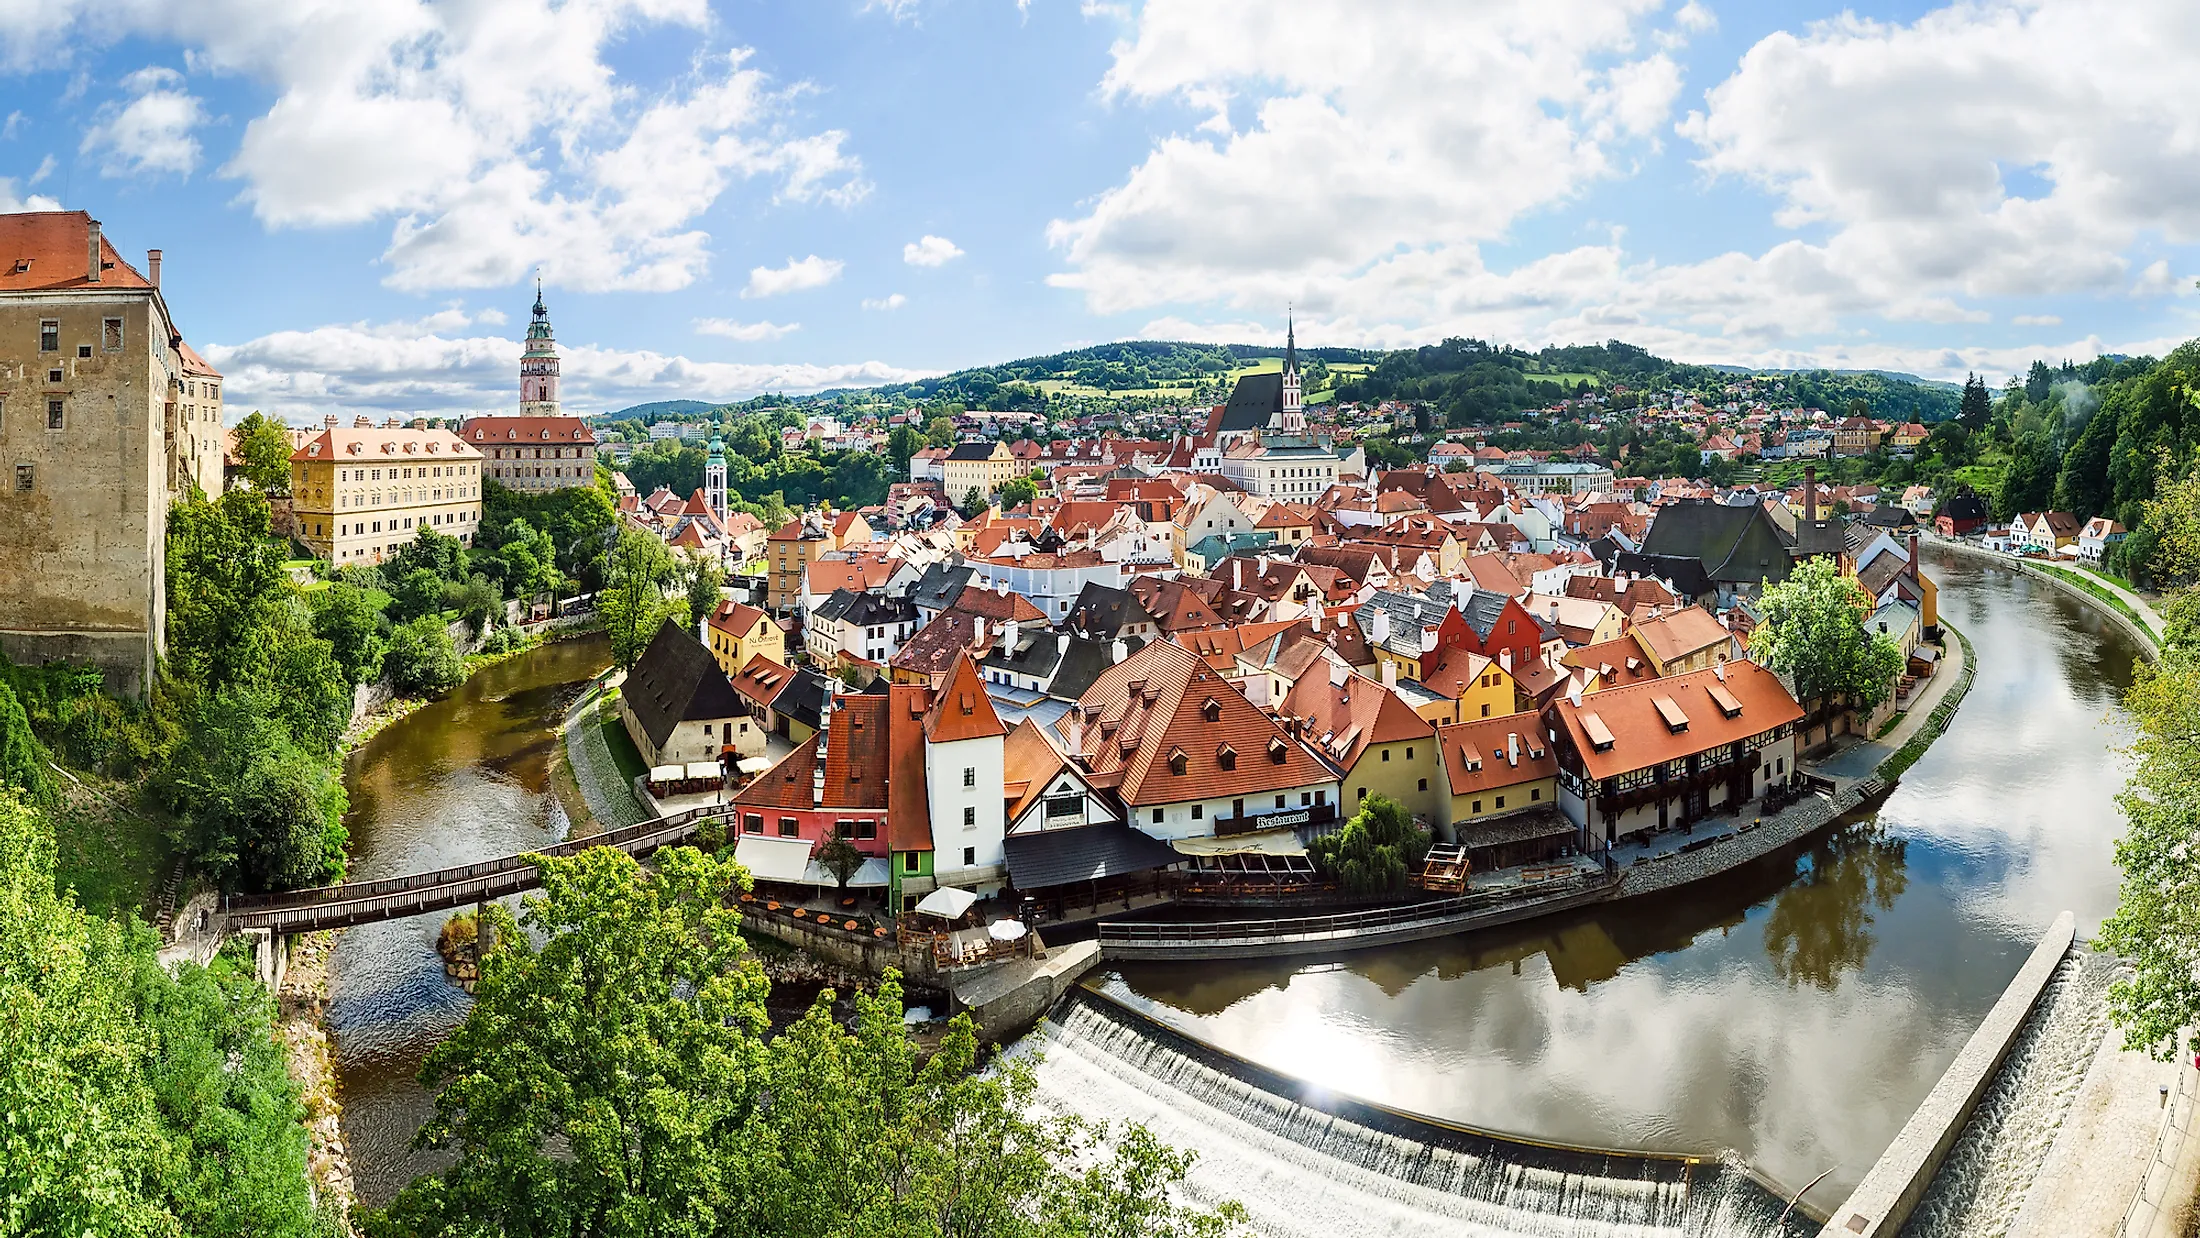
(1106, 550, 2141, 1205)
(1764, 825, 1907, 991)
(329, 637, 610, 1207)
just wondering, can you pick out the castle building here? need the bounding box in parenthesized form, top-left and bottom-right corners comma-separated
(0, 212, 207, 693)
(459, 282, 597, 492)
(290, 416, 484, 564)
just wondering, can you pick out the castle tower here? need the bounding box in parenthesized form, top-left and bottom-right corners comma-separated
(705, 434, 728, 522)
(520, 276, 561, 417)
(1277, 311, 1306, 434)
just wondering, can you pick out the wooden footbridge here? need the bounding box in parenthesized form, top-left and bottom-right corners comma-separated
(225, 804, 731, 934)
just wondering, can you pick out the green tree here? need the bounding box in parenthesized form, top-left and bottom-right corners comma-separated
(231, 411, 297, 494)
(1306, 794, 1428, 896)
(2131, 450, 2200, 588)
(998, 475, 1038, 512)
(0, 789, 316, 1236)
(2100, 590, 2200, 1062)
(1957, 372, 1991, 432)
(817, 834, 865, 899)
(446, 574, 505, 633)
(2025, 359, 2055, 405)
(312, 581, 391, 686)
(602, 529, 685, 671)
(394, 567, 449, 622)
(385, 615, 464, 697)
(166, 489, 290, 691)
(391, 527, 468, 584)
(0, 681, 53, 803)
(159, 689, 349, 892)
(685, 554, 726, 622)
(1747, 556, 1905, 714)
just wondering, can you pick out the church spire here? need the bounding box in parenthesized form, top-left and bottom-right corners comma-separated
(1284, 307, 1297, 376)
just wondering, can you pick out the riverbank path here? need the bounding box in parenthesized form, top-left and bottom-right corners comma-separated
(1806, 624, 1972, 783)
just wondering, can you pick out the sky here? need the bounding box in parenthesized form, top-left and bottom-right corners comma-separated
(2, 0, 2196, 423)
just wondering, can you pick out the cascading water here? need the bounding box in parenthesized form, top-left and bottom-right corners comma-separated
(1007, 993, 1816, 1237)
(1898, 949, 2121, 1238)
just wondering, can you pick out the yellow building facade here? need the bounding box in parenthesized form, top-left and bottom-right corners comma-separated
(290, 421, 484, 565)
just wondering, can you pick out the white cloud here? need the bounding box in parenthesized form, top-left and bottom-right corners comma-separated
(201, 313, 929, 423)
(2012, 314, 2063, 327)
(1673, 1, 1716, 33)
(13, 2, 866, 294)
(80, 64, 204, 178)
(0, 111, 20, 140)
(903, 234, 964, 266)
(862, 293, 907, 311)
(1046, 0, 1682, 314)
(29, 153, 54, 183)
(742, 254, 843, 299)
(695, 317, 800, 341)
(0, 177, 60, 212)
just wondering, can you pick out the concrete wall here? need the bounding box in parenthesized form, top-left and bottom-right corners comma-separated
(948, 939, 1101, 1041)
(0, 290, 177, 695)
(1815, 912, 2077, 1238)
(741, 908, 944, 984)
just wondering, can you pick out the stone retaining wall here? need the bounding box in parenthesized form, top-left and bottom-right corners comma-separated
(1815, 912, 2078, 1238)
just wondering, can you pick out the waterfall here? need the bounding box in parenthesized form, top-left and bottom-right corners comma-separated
(1899, 950, 2121, 1238)
(1007, 993, 1813, 1238)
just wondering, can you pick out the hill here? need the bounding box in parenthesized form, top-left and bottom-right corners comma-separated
(603, 399, 720, 422)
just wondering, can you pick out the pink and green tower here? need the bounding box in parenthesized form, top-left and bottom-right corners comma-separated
(520, 276, 561, 417)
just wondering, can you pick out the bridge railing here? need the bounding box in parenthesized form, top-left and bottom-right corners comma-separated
(1099, 871, 1610, 945)
(228, 803, 733, 917)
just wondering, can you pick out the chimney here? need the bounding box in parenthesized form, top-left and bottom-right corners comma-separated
(1507, 732, 1520, 767)
(147, 249, 162, 288)
(1000, 619, 1018, 654)
(1381, 659, 1398, 689)
(324, 414, 339, 429)
(86, 219, 101, 283)
(1372, 608, 1393, 646)
(1065, 704, 1086, 753)
(1111, 638, 1128, 664)
(1500, 648, 1513, 673)
(1057, 632, 1071, 657)
(1804, 465, 1818, 525)
(1908, 531, 1921, 580)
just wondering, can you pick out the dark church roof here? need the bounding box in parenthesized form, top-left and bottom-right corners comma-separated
(1637, 500, 1793, 587)
(624, 620, 747, 748)
(1214, 372, 1286, 434)
(1611, 552, 1716, 602)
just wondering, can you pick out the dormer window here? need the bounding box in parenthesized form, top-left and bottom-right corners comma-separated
(1268, 737, 1288, 764)
(1216, 744, 1236, 771)
(1201, 697, 1221, 723)
(1168, 748, 1187, 776)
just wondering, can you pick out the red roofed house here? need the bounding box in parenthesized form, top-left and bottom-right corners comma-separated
(1545, 661, 1803, 849)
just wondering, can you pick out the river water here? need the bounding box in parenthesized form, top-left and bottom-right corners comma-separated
(1096, 549, 2143, 1209)
(331, 553, 2143, 1218)
(328, 635, 609, 1207)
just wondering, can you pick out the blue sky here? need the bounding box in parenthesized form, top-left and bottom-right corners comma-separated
(2, 0, 2195, 421)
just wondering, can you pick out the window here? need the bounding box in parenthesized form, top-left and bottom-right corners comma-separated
(1418, 778, 1429, 791)
(702, 723, 712, 738)
(75, 344, 90, 359)
(1405, 746, 1414, 760)
(1152, 807, 1164, 824)
(962, 846, 975, 866)
(1216, 745, 1236, 771)
(904, 851, 920, 873)
(1232, 798, 1244, 818)
(38, 320, 57, 352)
(1531, 788, 1541, 801)
(1275, 794, 1286, 809)
(1316, 790, 1326, 805)
(1357, 787, 1368, 801)
(778, 817, 799, 837)
(1472, 799, 1482, 813)
(45, 399, 62, 430)
(1044, 796, 1081, 821)
(1190, 803, 1202, 819)
(962, 805, 975, 827)
(855, 819, 877, 840)
(1495, 795, 1506, 809)
(14, 464, 31, 492)
(743, 813, 763, 835)
(1168, 749, 1187, 776)
(1381, 749, 1391, 762)
(962, 766, 975, 788)
(1481, 703, 1491, 718)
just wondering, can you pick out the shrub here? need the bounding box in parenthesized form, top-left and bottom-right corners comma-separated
(1307, 794, 1429, 897)
(385, 616, 464, 697)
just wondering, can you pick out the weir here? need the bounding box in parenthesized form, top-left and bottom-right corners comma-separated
(1009, 989, 1817, 1237)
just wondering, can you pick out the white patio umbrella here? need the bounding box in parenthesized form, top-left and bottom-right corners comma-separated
(987, 919, 1028, 942)
(914, 886, 978, 920)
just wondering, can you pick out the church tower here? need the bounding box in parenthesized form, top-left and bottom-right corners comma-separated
(705, 434, 729, 522)
(1276, 312, 1306, 434)
(520, 276, 561, 417)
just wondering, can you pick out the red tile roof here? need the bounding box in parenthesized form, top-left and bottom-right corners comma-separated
(0, 212, 152, 292)
(1281, 668, 1433, 769)
(462, 416, 596, 445)
(1063, 641, 1330, 806)
(1436, 712, 1558, 796)
(1547, 661, 1802, 782)
(925, 655, 1006, 743)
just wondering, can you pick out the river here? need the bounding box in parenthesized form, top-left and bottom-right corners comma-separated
(328, 635, 610, 1207)
(331, 553, 2143, 1215)
(1095, 548, 2143, 1207)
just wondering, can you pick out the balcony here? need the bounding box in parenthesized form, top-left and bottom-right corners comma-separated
(1213, 803, 1338, 837)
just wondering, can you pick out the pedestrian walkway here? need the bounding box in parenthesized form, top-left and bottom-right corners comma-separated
(564, 688, 650, 833)
(1806, 627, 1971, 782)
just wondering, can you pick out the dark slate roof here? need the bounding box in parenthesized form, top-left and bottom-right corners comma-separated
(624, 619, 747, 748)
(1860, 505, 1918, 529)
(1792, 517, 1845, 558)
(1047, 634, 1142, 701)
(775, 666, 833, 732)
(1456, 584, 1514, 642)
(1216, 372, 1284, 433)
(1638, 500, 1793, 587)
(908, 561, 974, 613)
(812, 587, 860, 624)
(1354, 588, 1453, 656)
(947, 441, 1002, 461)
(1004, 821, 1180, 890)
(1612, 552, 1717, 601)
(843, 590, 916, 627)
(1064, 582, 1155, 639)
(980, 627, 1069, 682)
(1938, 492, 1990, 522)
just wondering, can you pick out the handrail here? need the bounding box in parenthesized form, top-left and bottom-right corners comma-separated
(230, 803, 730, 910)
(1099, 872, 1609, 944)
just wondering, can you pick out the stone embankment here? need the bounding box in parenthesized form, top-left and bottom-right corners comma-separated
(274, 932, 356, 1231)
(1929, 536, 2161, 658)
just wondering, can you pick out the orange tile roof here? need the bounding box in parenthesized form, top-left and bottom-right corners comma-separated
(1419, 644, 1498, 702)
(886, 686, 934, 851)
(0, 212, 152, 292)
(804, 557, 898, 597)
(728, 654, 795, 707)
(1548, 661, 1802, 782)
(461, 416, 596, 445)
(1631, 607, 1733, 666)
(289, 426, 480, 464)
(821, 694, 891, 808)
(708, 601, 772, 640)
(1280, 668, 1434, 769)
(1561, 637, 1660, 686)
(948, 584, 1047, 625)
(1002, 718, 1070, 822)
(925, 655, 1006, 743)
(1436, 712, 1558, 796)
(1064, 641, 1331, 806)
(177, 340, 221, 378)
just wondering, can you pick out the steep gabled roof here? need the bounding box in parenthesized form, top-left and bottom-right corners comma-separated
(623, 620, 747, 748)
(1063, 640, 1329, 806)
(1637, 500, 1794, 587)
(926, 655, 1008, 743)
(1548, 661, 1802, 781)
(1281, 667, 1434, 770)
(1437, 712, 1558, 796)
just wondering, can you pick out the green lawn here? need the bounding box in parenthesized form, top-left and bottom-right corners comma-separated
(600, 714, 650, 782)
(51, 792, 173, 919)
(1530, 371, 1602, 387)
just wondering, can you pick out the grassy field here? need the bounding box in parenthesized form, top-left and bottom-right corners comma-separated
(50, 787, 173, 919)
(600, 714, 649, 783)
(1528, 371, 1602, 387)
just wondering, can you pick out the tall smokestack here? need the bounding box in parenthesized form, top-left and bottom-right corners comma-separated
(147, 249, 162, 288)
(86, 219, 102, 283)
(1804, 465, 1818, 526)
